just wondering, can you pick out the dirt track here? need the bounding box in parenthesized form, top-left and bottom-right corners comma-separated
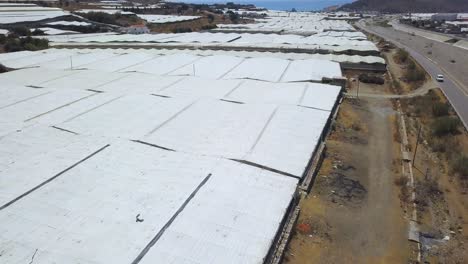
(285, 96, 411, 263)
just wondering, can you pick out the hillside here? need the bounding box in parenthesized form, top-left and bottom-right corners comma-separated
(339, 0, 468, 13)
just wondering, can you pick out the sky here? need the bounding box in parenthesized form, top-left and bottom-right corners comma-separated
(166, 0, 355, 11)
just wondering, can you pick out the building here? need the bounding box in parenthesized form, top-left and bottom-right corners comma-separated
(431, 13, 458, 22)
(126, 25, 149, 34)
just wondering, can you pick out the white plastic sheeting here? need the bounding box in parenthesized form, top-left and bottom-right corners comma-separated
(122, 53, 201, 75)
(1, 50, 343, 82)
(137, 14, 200, 23)
(168, 55, 245, 79)
(0, 88, 94, 123)
(216, 13, 355, 34)
(141, 99, 332, 176)
(242, 105, 330, 177)
(0, 48, 342, 263)
(223, 57, 291, 82)
(226, 81, 341, 111)
(0, 49, 73, 69)
(3, 48, 385, 65)
(0, 126, 107, 205)
(138, 155, 298, 264)
(80, 52, 158, 72)
(0, 67, 74, 86)
(0, 141, 298, 264)
(0, 7, 69, 24)
(58, 94, 194, 139)
(280, 59, 342, 82)
(36, 27, 79, 35)
(44, 32, 378, 52)
(46, 20, 92, 26)
(75, 9, 134, 15)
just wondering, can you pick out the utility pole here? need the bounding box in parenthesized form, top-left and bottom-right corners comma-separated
(412, 124, 422, 167)
(356, 78, 360, 99)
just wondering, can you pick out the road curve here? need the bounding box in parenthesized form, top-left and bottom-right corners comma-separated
(356, 20, 468, 129)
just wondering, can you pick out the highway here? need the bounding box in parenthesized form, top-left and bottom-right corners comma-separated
(356, 20, 468, 129)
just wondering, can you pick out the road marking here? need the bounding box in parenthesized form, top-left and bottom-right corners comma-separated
(364, 23, 468, 97)
(425, 57, 468, 96)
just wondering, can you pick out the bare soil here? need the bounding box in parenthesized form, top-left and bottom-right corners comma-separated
(285, 95, 412, 263)
(400, 90, 468, 263)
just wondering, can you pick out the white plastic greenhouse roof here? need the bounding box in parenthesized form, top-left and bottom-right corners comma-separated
(137, 14, 200, 23)
(216, 14, 355, 34)
(0, 48, 386, 65)
(0, 5, 69, 24)
(46, 20, 92, 26)
(0, 140, 298, 264)
(75, 9, 134, 15)
(0, 49, 342, 263)
(44, 32, 379, 52)
(0, 50, 343, 82)
(36, 27, 79, 35)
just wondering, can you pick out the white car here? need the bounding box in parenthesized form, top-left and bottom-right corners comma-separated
(436, 74, 444, 82)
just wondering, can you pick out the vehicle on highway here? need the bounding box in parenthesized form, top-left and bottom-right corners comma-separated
(436, 74, 444, 82)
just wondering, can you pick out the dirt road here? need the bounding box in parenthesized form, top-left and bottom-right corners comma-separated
(285, 97, 410, 263)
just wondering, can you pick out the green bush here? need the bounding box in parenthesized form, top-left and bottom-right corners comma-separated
(0, 33, 6, 44)
(358, 73, 385, 85)
(31, 28, 45, 36)
(80, 12, 118, 25)
(207, 14, 215, 23)
(451, 155, 468, 179)
(3, 36, 49, 52)
(431, 116, 460, 137)
(432, 102, 450, 117)
(395, 48, 409, 63)
(172, 27, 192, 33)
(10, 26, 31, 36)
(201, 24, 217, 30)
(226, 10, 239, 23)
(404, 61, 425, 82)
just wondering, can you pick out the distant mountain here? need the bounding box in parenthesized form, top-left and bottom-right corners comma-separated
(339, 0, 468, 13)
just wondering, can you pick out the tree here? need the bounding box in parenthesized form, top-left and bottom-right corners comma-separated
(10, 26, 31, 37)
(207, 14, 215, 23)
(226, 11, 239, 23)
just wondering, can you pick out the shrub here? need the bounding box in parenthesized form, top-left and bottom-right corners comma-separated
(207, 14, 215, 23)
(80, 12, 118, 25)
(31, 28, 45, 36)
(404, 61, 425, 82)
(10, 26, 31, 36)
(451, 155, 468, 180)
(226, 10, 239, 23)
(201, 24, 217, 30)
(428, 137, 447, 152)
(3, 36, 49, 52)
(394, 176, 408, 186)
(4, 39, 23, 52)
(395, 48, 409, 63)
(432, 102, 450, 117)
(358, 73, 385, 85)
(431, 116, 460, 137)
(172, 27, 192, 33)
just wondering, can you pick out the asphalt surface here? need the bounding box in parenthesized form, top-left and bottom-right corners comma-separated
(356, 20, 468, 129)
